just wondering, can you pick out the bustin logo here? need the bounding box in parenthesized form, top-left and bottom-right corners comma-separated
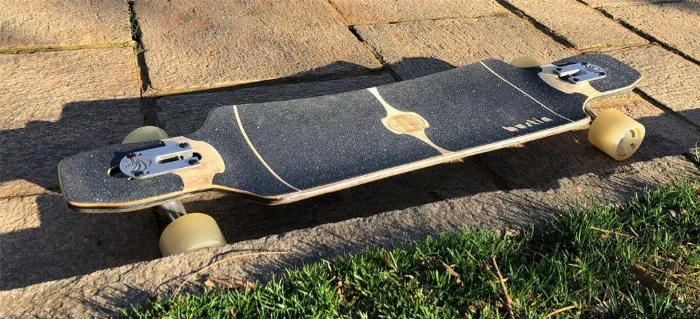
(503, 117, 553, 132)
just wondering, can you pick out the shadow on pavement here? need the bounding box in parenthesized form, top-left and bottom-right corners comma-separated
(1, 57, 699, 291)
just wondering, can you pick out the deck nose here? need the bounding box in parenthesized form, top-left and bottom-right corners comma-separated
(58, 141, 185, 212)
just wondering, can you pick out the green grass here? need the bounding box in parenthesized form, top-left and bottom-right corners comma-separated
(125, 182, 700, 318)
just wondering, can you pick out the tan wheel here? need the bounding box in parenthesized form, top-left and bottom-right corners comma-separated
(511, 56, 541, 68)
(588, 109, 645, 161)
(122, 126, 168, 144)
(121, 127, 226, 256)
(159, 213, 227, 256)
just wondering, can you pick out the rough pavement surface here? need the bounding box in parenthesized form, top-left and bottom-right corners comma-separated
(605, 46, 700, 126)
(0, 0, 132, 52)
(581, 0, 681, 7)
(2, 0, 700, 316)
(134, 0, 381, 93)
(329, 0, 507, 24)
(355, 15, 574, 79)
(0, 193, 159, 290)
(602, 2, 700, 61)
(504, 0, 647, 50)
(0, 155, 697, 317)
(0, 48, 142, 198)
(0, 48, 148, 291)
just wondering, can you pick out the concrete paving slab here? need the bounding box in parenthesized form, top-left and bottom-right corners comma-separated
(602, 2, 700, 61)
(329, 0, 506, 25)
(354, 15, 574, 80)
(157, 74, 396, 136)
(0, 48, 143, 198)
(134, 0, 381, 94)
(480, 91, 700, 189)
(582, 0, 683, 7)
(0, 0, 132, 52)
(605, 46, 700, 126)
(504, 0, 647, 50)
(0, 192, 160, 290)
(0, 154, 696, 317)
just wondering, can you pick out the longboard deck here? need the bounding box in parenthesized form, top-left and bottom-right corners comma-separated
(59, 54, 642, 212)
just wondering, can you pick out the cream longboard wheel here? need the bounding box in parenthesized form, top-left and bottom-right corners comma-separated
(588, 109, 645, 161)
(122, 127, 226, 256)
(511, 56, 542, 68)
(122, 126, 169, 144)
(159, 213, 227, 256)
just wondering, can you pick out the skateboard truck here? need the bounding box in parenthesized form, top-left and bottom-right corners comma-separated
(119, 141, 200, 179)
(553, 62, 606, 84)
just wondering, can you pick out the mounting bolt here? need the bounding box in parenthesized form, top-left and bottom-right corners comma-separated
(188, 159, 199, 165)
(134, 171, 144, 177)
(179, 142, 189, 148)
(127, 153, 137, 159)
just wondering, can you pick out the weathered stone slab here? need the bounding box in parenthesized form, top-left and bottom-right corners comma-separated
(480, 91, 700, 189)
(1, 154, 696, 317)
(582, 0, 683, 8)
(605, 46, 700, 126)
(355, 15, 573, 79)
(329, 0, 506, 25)
(0, 193, 159, 290)
(157, 74, 396, 136)
(134, 0, 381, 93)
(603, 2, 700, 61)
(505, 0, 647, 50)
(0, 0, 132, 52)
(0, 48, 142, 198)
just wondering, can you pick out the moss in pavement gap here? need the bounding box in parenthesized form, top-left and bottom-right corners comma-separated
(128, 0, 142, 50)
(125, 182, 700, 318)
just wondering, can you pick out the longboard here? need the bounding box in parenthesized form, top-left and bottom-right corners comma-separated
(59, 54, 644, 213)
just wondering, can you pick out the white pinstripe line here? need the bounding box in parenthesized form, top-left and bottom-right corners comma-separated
(233, 105, 301, 192)
(479, 61, 573, 123)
